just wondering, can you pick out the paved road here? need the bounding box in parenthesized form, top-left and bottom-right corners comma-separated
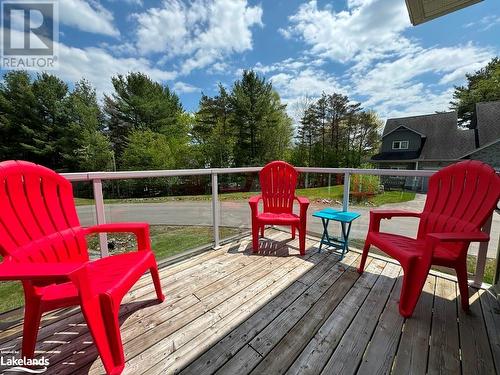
(77, 194, 499, 258)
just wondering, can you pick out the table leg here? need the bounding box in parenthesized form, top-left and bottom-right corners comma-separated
(340, 221, 353, 259)
(319, 218, 329, 253)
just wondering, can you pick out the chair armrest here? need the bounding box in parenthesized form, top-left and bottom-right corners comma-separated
(369, 210, 421, 232)
(85, 222, 151, 251)
(249, 195, 262, 215)
(371, 210, 421, 219)
(294, 196, 310, 205)
(427, 232, 490, 243)
(0, 262, 84, 282)
(295, 196, 310, 217)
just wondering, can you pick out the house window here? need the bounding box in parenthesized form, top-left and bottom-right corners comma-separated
(392, 140, 409, 150)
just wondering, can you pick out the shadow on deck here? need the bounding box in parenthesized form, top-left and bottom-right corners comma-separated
(0, 229, 498, 374)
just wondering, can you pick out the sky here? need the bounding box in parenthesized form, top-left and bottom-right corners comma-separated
(2, 0, 500, 121)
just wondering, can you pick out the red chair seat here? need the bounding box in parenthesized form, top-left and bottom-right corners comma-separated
(369, 232, 461, 264)
(257, 212, 300, 225)
(88, 251, 155, 297)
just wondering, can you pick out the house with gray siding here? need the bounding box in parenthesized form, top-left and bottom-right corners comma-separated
(370, 100, 500, 189)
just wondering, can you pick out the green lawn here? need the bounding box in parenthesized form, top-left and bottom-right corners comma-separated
(0, 225, 241, 314)
(74, 185, 416, 207)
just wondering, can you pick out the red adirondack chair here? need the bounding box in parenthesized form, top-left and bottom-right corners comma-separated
(0, 161, 165, 374)
(358, 160, 500, 317)
(249, 161, 309, 255)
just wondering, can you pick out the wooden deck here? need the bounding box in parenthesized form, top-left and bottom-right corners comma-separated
(0, 229, 499, 375)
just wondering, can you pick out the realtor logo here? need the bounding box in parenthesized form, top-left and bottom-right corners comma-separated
(1, 0, 59, 69)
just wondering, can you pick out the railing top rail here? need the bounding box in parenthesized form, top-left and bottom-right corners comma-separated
(60, 166, 437, 182)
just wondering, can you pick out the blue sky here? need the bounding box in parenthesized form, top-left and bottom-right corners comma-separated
(3, 0, 500, 120)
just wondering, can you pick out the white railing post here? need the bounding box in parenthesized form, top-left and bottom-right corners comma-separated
(473, 213, 493, 287)
(211, 172, 220, 249)
(342, 171, 350, 212)
(92, 179, 108, 257)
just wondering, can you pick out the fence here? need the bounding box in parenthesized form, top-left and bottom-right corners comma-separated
(61, 167, 495, 287)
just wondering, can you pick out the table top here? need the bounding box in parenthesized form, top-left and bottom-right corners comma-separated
(312, 208, 361, 223)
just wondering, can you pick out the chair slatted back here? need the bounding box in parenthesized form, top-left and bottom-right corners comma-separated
(417, 160, 500, 239)
(260, 161, 298, 214)
(0, 161, 88, 263)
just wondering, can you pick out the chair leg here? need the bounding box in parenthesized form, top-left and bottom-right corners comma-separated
(260, 226, 265, 238)
(299, 226, 306, 256)
(455, 261, 470, 311)
(357, 240, 371, 274)
(291, 225, 296, 239)
(399, 264, 429, 318)
(21, 299, 43, 359)
(81, 297, 124, 375)
(150, 265, 165, 302)
(252, 223, 260, 253)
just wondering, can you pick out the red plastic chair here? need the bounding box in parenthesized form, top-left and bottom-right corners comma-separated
(359, 160, 500, 317)
(0, 161, 165, 374)
(249, 161, 310, 255)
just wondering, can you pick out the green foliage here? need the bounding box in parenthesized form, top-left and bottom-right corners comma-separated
(451, 57, 500, 128)
(350, 174, 381, 194)
(294, 93, 382, 168)
(193, 71, 293, 168)
(75, 130, 114, 172)
(104, 72, 184, 160)
(121, 129, 176, 170)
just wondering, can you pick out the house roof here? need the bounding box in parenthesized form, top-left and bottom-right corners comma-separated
(382, 125, 426, 138)
(476, 100, 500, 147)
(381, 111, 476, 161)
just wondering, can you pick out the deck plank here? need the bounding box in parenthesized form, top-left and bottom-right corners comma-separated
(427, 277, 460, 375)
(142, 248, 328, 375)
(392, 275, 436, 375)
(458, 287, 496, 375)
(286, 259, 385, 375)
(249, 259, 371, 375)
(356, 271, 404, 375)
(480, 288, 500, 374)
(319, 262, 400, 375)
(215, 255, 367, 375)
(180, 252, 358, 375)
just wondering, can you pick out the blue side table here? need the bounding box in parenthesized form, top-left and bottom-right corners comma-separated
(312, 208, 361, 259)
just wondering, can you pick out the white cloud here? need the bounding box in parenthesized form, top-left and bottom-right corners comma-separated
(351, 43, 495, 117)
(173, 81, 200, 94)
(280, 0, 498, 119)
(282, 0, 411, 64)
(464, 15, 500, 31)
(4, 28, 177, 98)
(133, 0, 262, 74)
(59, 0, 119, 37)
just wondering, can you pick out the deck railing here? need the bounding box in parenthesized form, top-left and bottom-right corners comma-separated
(61, 167, 495, 288)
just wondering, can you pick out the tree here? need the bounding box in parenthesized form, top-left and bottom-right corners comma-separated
(0, 71, 38, 161)
(104, 72, 184, 160)
(121, 129, 176, 170)
(75, 130, 114, 172)
(296, 105, 319, 166)
(230, 70, 293, 166)
(451, 57, 500, 128)
(192, 85, 234, 167)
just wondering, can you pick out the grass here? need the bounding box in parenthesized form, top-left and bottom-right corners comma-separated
(74, 185, 416, 207)
(0, 225, 241, 314)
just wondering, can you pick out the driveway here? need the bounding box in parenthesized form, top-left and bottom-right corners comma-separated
(77, 194, 499, 258)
